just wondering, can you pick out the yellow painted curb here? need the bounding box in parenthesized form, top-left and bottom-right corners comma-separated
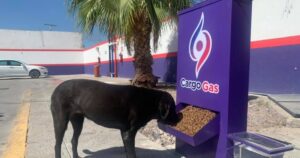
(2, 90, 31, 158)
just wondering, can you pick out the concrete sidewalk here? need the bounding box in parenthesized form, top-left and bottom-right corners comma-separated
(268, 94, 300, 118)
(25, 75, 181, 158)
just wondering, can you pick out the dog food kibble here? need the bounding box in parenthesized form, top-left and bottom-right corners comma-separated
(172, 106, 216, 136)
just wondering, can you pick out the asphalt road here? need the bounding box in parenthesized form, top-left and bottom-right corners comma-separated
(0, 77, 60, 156)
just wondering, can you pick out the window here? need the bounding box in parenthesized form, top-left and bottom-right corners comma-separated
(9, 61, 22, 66)
(0, 61, 8, 66)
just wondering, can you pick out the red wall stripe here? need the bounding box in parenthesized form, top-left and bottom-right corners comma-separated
(1, 35, 298, 67)
(251, 35, 300, 49)
(152, 52, 177, 58)
(33, 52, 178, 67)
(116, 52, 177, 63)
(83, 40, 109, 52)
(1, 35, 300, 52)
(0, 48, 84, 52)
(33, 63, 85, 66)
(0, 40, 108, 52)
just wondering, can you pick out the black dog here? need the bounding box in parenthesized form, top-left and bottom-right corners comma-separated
(51, 79, 179, 158)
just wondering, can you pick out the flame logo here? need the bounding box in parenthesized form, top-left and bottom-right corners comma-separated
(189, 12, 212, 78)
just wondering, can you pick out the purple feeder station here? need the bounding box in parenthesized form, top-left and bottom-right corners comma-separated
(159, 0, 293, 158)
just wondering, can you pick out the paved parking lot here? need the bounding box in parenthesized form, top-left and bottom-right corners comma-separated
(1, 75, 299, 158)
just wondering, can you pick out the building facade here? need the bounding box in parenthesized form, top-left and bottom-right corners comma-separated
(0, 0, 299, 94)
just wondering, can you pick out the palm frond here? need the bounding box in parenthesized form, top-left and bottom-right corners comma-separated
(67, 0, 121, 39)
(145, 0, 161, 51)
(67, 0, 192, 55)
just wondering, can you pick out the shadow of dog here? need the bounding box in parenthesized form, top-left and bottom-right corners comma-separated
(82, 147, 181, 158)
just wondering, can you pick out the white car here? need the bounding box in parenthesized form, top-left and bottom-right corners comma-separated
(0, 60, 48, 78)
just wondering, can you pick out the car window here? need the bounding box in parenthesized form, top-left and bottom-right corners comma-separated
(0, 61, 8, 66)
(9, 61, 22, 66)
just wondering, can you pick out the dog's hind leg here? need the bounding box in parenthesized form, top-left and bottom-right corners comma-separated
(51, 107, 69, 158)
(70, 114, 84, 158)
(121, 128, 138, 158)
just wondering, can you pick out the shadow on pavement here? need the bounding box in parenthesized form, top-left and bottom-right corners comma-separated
(0, 77, 31, 80)
(248, 95, 258, 101)
(83, 147, 180, 158)
(0, 76, 51, 80)
(0, 113, 3, 121)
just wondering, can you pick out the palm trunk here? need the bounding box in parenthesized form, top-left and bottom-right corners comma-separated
(131, 13, 157, 88)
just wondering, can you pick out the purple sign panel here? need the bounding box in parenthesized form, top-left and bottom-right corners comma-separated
(173, 0, 252, 157)
(177, 0, 232, 112)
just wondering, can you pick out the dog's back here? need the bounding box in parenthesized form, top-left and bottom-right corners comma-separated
(51, 79, 163, 128)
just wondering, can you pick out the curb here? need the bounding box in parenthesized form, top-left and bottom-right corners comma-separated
(1, 90, 31, 158)
(249, 93, 300, 128)
(267, 95, 300, 118)
(266, 95, 300, 128)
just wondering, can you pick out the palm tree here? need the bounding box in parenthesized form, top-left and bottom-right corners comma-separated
(68, 0, 192, 88)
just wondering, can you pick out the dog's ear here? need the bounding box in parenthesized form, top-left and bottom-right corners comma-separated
(159, 99, 171, 120)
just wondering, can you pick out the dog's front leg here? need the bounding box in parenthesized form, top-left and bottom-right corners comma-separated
(120, 128, 138, 158)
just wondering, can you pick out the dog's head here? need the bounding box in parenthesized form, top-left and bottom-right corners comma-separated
(157, 92, 180, 125)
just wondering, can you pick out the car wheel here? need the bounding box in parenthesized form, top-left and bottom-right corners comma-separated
(29, 70, 40, 78)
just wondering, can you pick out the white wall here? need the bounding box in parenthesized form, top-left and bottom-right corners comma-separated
(82, 23, 179, 64)
(151, 24, 178, 54)
(1, 0, 300, 66)
(0, 50, 84, 65)
(0, 29, 83, 49)
(84, 0, 300, 64)
(0, 29, 84, 65)
(83, 43, 109, 64)
(251, 0, 300, 40)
